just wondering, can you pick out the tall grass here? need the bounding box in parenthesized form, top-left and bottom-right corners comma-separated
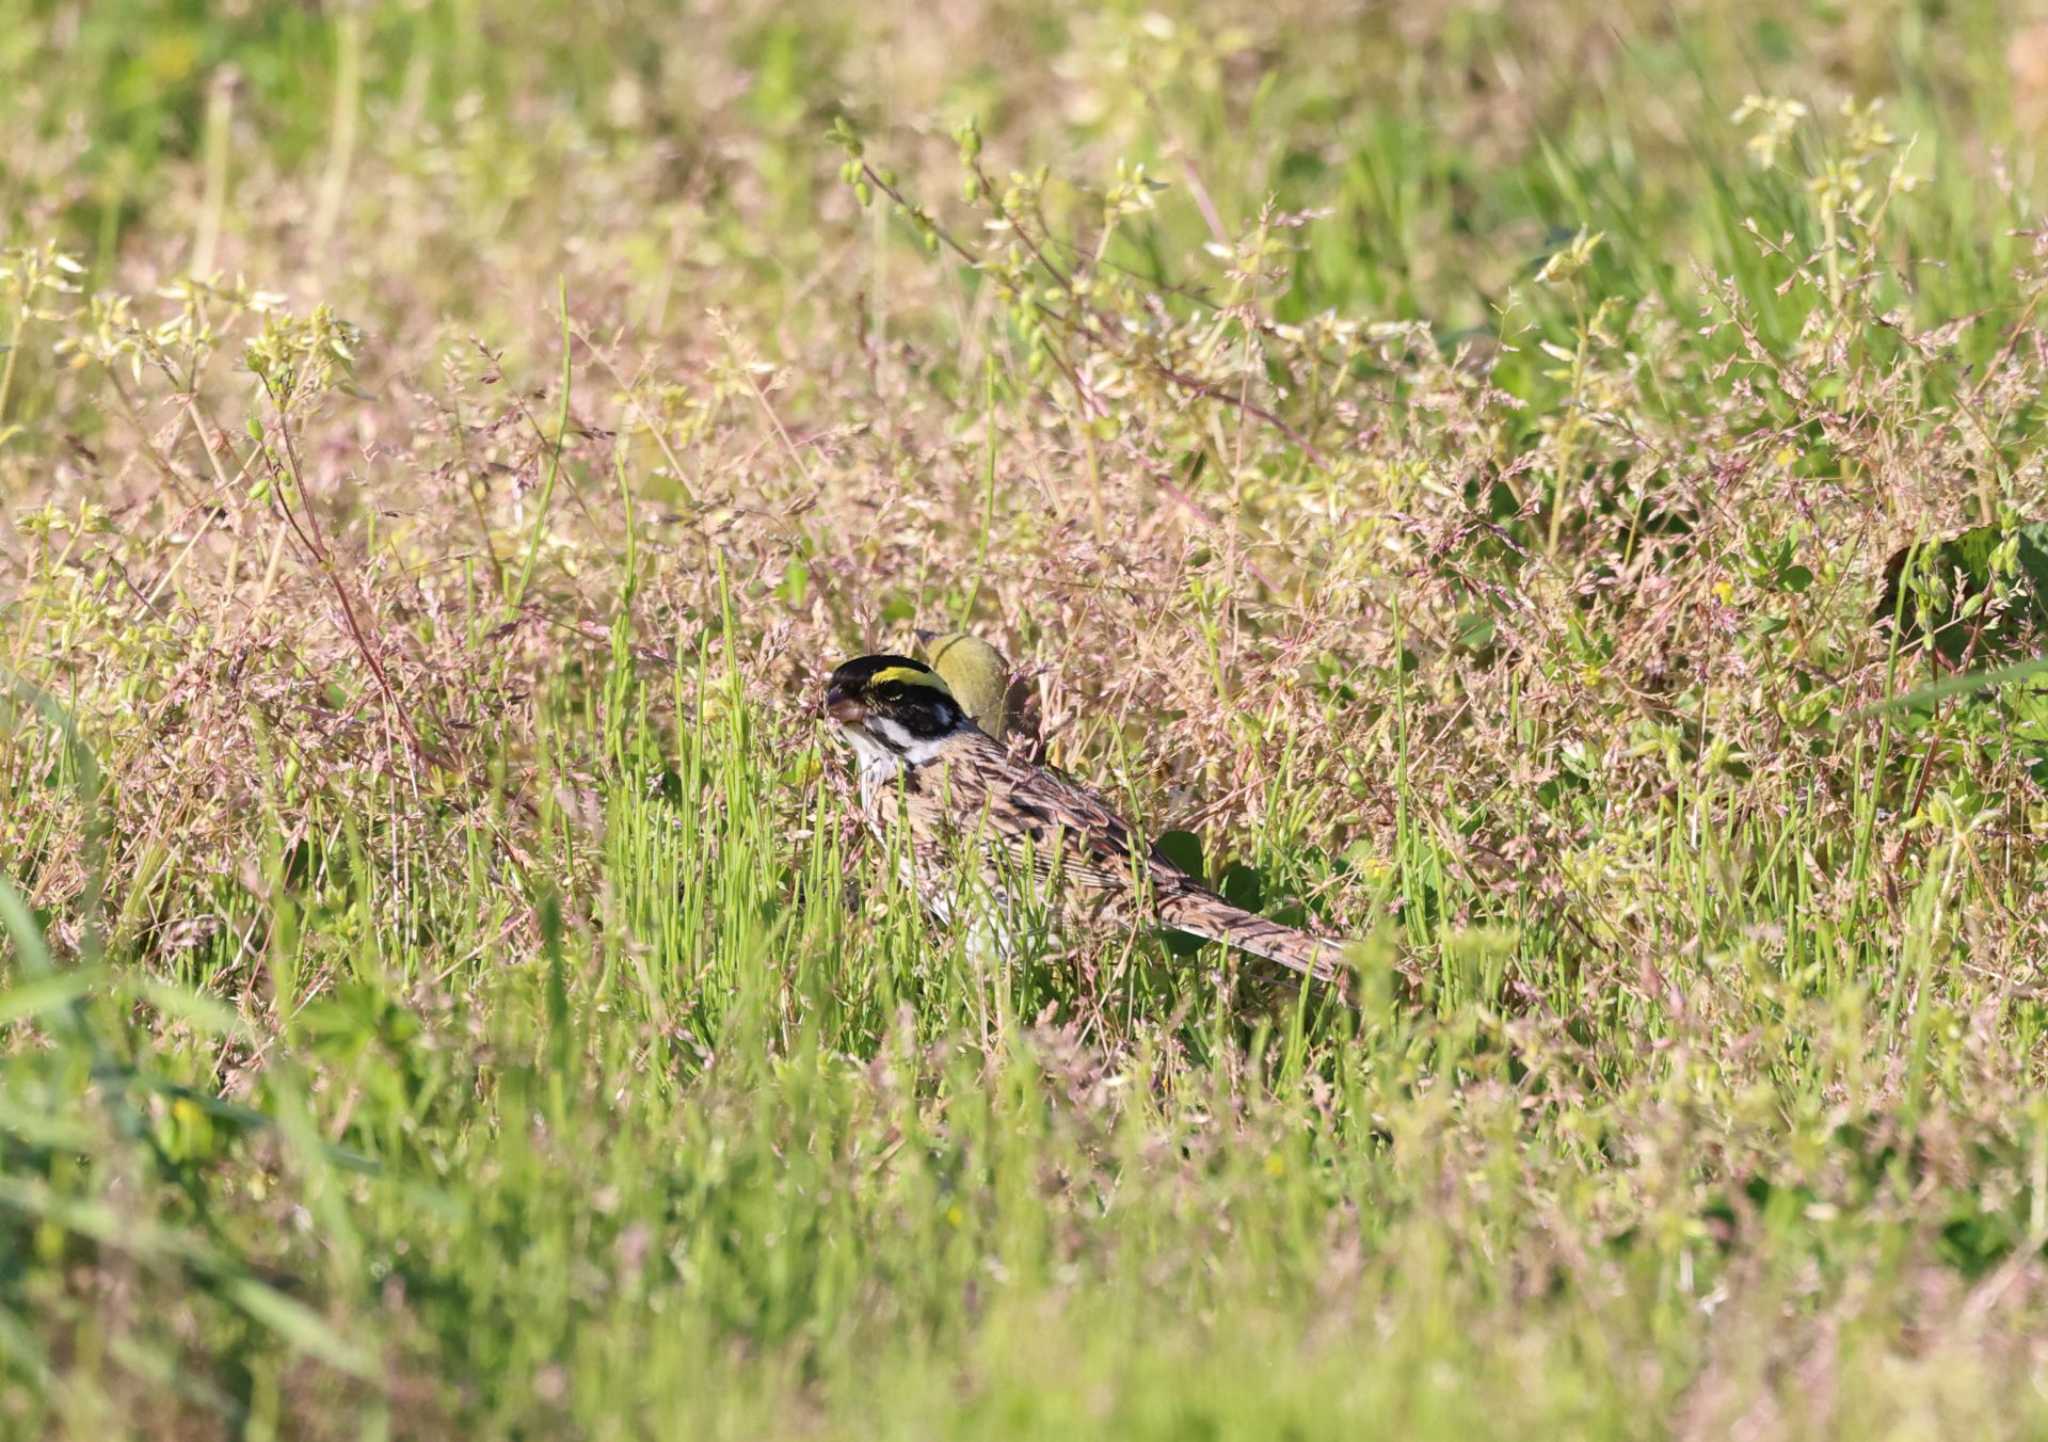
(3, 1, 2048, 1437)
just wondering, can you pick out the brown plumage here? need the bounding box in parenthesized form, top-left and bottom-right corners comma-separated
(825, 653, 1349, 986)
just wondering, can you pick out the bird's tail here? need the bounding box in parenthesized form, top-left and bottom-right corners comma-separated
(1154, 886, 1350, 986)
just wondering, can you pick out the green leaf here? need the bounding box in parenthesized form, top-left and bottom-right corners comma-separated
(1875, 521, 2048, 661)
(130, 977, 246, 1038)
(0, 875, 55, 978)
(778, 557, 810, 607)
(1153, 831, 1207, 956)
(1218, 862, 1263, 913)
(1454, 611, 1497, 651)
(221, 1276, 377, 1380)
(878, 590, 916, 626)
(1849, 655, 2048, 720)
(0, 967, 105, 1027)
(1152, 830, 1204, 881)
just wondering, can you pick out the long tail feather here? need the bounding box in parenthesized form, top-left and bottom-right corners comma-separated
(1154, 888, 1349, 985)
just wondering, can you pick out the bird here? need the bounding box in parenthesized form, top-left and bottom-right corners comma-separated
(918, 630, 1011, 739)
(823, 652, 1350, 985)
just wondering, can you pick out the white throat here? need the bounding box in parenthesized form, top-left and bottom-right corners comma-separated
(869, 716, 952, 765)
(837, 719, 953, 771)
(841, 723, 906, 774)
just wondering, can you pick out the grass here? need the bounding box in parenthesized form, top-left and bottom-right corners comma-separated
(4, 0, 2048, 1436)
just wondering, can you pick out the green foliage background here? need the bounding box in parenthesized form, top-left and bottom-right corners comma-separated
(4, 2, 2048, 1438)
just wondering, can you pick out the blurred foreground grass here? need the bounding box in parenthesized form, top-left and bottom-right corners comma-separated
(4, 1, 2048, 1437)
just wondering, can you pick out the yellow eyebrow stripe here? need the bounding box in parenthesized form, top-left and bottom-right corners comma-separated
(870, 665, 952, 692)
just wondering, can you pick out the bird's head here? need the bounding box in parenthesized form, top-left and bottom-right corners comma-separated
(824, 653, 971, 764)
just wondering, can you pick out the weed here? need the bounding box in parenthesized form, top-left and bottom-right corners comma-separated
(2, 2, 2047, 1438)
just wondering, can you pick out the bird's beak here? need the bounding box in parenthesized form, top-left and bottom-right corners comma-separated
(825, 683, 864, 725)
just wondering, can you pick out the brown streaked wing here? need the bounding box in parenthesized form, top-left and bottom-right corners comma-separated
(908, 730, 1186, 899)
(902, 731, 1345, 984)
